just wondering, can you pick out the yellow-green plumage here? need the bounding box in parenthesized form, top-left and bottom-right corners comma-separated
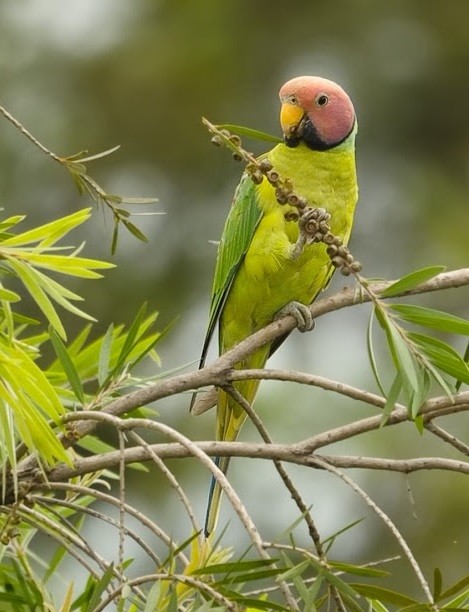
(196, 76, 359, 536)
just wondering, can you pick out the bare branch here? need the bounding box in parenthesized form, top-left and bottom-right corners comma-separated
(45, 408, 469, 482)
(58, 267, 469, 444)
(424, 422, 469, 456)
(224, 385, 326, 557)
(310, 456, 435, 606)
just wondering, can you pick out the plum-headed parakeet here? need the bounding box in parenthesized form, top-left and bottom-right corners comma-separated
(193, 76, 358, 536)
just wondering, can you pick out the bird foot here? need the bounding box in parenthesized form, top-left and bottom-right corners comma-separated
(275, 301, 315, 332)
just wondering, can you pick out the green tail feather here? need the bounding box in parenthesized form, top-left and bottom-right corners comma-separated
(204, 455, 231, 537)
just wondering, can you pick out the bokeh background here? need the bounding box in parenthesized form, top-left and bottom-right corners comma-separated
(1, 0, 468, 602)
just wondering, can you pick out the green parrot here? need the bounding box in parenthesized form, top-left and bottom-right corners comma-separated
(192, 76, 358, 536)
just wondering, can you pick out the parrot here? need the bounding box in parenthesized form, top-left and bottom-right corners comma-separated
(192, 76, 358, 537)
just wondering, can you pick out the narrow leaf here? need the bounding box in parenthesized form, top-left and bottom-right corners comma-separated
(439, 574, 469, 601)
(114, 302, 148, 373)
(217, 123, 282, 144)
(381, 373, 402, 426)
(49, 327, 85, 404)
(384, 315, 420, 397)
(75, 145, 121, 163)
(0, 288, 20, 302)
(121, 219, 148, 243)
(390, 304, 469, 336)
(381, 266, 446, 298)
(111, 223, 119, 255)
(367, 312, 385, 396)
(119, 197, 159, 205)
(6, 258, 66, 338)
(98, 323, 114, 387)
(350, 584, 418, 606)
(410, 332, 469, 384)
(0, 209, 92, 248)
(193, 558, 277, 576)
(433, 567, 443, 602)
(87, 564, 115, 611)
(329, 560, 389, 578)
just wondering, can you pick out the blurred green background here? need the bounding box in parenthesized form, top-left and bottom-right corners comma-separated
(1, 0, 468, 601)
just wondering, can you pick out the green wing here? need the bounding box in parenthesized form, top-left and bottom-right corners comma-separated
(199, 173, 262, 369)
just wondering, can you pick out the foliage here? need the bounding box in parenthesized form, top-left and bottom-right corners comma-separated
(0, 108, 467, 612)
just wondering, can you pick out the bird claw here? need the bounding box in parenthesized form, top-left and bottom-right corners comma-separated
(275, 301, 315, 332)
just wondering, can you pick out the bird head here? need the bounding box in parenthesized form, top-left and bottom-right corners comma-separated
(279, 76, 356, 151)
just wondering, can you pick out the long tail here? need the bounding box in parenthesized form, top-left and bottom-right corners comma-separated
(204, 455, 230, 537)
(203, 381, 255, 537)
(203, 347, 269, 537)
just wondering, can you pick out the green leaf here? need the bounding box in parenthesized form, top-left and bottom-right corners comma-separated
(339, 593, 365, 612)
(409, 333, 469, 384)
(98, 323, 114, 387)
(121, 219, 148, 243)
(144, 581, 162, 612)
(0, 208, 92, 248)
(439, 574, 469, 601)
(367, 599, 390, 612)
(381, 373, 402, 426)
(119, 196, 159, 205)
(328, 560, 389, 578)
(217, 123, 282, 144)
(113, 302, 148, 373)
(19, 253, 113, 277)
(367, 312, 385, 396)
(377, 307, 420, 399)
(399, 605, 435, 611)
(220, 568, 287, 585)
(74, 145, 121, 163)
(433, 567, 443, 602)
(380, 266, 446, 298)
(321, 568, 360, 601)
(193, 558, 277, 576)
(390, 304, 469, 336)
(67, 324, 93, 359)
(77, 435, 116, 454)
(0, 399, 18, 497)
(6, 258, 66, 338)
(49, 327, 85, 404)
(87, 564, 115, 611)
(456, 340, 469, 391)
(321, 518, 365, 556)
(0, 288, 20, 302)
(0, 215, 26, 233)
(278, 560, 310, 582)
(111, 223, 119, 255)
(349, 584, 418, 606)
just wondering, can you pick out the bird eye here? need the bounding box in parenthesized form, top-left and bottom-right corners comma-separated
(316, 93, 329, 107)
(289, 95, 298, 105)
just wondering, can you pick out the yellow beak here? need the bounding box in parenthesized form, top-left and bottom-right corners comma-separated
(280, 102, 305, 136)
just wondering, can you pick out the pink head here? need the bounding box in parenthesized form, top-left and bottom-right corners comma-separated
(279, 76, 356, 150)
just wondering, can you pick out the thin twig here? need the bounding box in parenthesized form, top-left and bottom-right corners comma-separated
(128, 431, 201, 537)
(424, 421, 469, 456)
(94, 572, 237, 612)
(42, 481, 190, 567)
(310, 456, 436, 607)
(118, 429, 126, 575)
(35, 494, 162, 566)
(224, 384, 326, 556)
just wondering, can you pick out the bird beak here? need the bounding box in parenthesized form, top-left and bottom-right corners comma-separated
(280, 102, 305, 137)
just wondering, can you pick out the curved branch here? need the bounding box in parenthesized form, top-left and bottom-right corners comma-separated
(45, 410, 469, 482)
(64, 267, 469, 440)
(9, 269, 469, 495)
